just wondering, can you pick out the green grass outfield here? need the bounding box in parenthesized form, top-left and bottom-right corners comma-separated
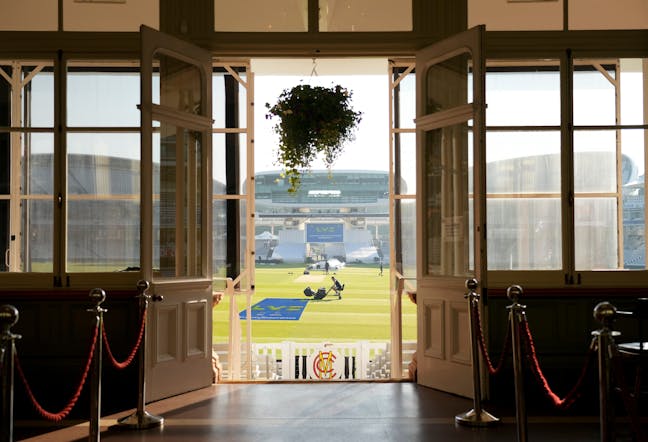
(213, 263, 417, 344)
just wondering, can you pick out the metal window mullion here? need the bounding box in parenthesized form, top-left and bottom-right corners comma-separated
(613, 61, 624, 269)
(388, 61, 400, 379)
(644, 59, 648, 270)
(245, 67, 255, 380)
(246, 67, 255, 294)
(9, 62, 22, 272)
(561, 50, 575, 284)
(52, 53, 68, 284)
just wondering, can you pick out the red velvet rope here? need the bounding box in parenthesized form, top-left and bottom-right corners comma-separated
(102, 307, 147, 370)
(472, 302, 511, 375)
(15, 322, 99, 423)
(610, 346, 647, 441)
(521, 319, 594, 410)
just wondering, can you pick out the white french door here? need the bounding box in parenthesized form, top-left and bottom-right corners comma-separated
(415, 25, 486, 398)
(140, 25, 214, 401)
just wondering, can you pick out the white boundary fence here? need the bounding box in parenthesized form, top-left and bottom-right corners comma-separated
(214, 341, 416, 381)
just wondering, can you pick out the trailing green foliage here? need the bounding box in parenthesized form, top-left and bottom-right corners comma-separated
(265, 84, 362, 192)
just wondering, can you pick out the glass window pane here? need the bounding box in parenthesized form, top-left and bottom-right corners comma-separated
(620, 58, 646, 127)
(486, 131, 562, 270)
(24, 200, 53, 272)
(623, 153, 645, 269)
(239, 199, 248, 287)
(424, 123, 472, 276)
(573, 63, 616, 126)
(486, 66, 560, 126)
(67, 133, 141, 194)
(395, 132, 416, 194)
(574, 131, 616, 193)
(154, 124, 204, 278)
(395, 69, 416, 129)
(213, 199, 227, 278)
(26, 133, 54, 195)
(67, 133, 140, 272)
(1, 132, 53, 273)
(397, 198, 417, 277)
(487, 131, 561, 193)
(67, 199, 139, 272)
(575, 198, 618, 270)
(487, 198, 561, 270)
(319, 0, 412, 32)
(214, 0, 307, 32)
(213, 133, 248, 195)
(67, 67, 140, 127)
(425, 52, 471, 114)
(574, 129, 646, 270)
(24, 65, 54, 128)
(213, 68, 248, 128)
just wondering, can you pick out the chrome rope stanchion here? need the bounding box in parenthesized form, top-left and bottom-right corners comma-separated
(88, 288, 107, 442)
(592, 301, 618, 442)
(455, 278, 500, 427)
(1, 305, 21, 442)
(117, 280, 164, 430)
(507, 284, 527, 442)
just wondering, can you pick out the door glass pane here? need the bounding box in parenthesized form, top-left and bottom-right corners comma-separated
(155, 52, 203, 116)
(154, 123, 203, 277)
(424, 122, 472, 276)
(425, 52, 470, 114)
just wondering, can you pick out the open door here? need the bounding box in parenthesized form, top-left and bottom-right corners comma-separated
(140, 25, 214, 401)
(415, 25, 486, 397)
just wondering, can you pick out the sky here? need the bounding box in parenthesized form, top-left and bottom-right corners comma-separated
(252, 58, 390, 173)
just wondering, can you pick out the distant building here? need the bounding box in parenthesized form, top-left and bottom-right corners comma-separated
(252, 170, 393, 264)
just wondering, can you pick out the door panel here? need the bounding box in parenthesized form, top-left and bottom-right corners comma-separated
(416, 25, 486, 398)
(140, 25, 214, 401)
(149, 282, 212, 400)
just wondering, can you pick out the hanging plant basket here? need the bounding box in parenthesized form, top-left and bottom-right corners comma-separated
(265, 84, 362, 192)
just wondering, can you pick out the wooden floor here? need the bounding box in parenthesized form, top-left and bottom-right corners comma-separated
(15, 381, 642, 442)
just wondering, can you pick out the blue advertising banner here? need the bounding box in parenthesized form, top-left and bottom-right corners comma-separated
(306, 223, 343, 243)
(240, 298, 309, 321)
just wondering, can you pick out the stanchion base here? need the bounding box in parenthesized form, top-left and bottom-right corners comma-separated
(455, 408, 500, 427)
(117, 410, 164, 430)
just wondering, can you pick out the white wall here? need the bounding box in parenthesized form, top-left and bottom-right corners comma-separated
(469, 0, 648, 31)
(63, 0, 158, 31)
(0, 0, 57, 31)
(0, 0, 158, 31)
(469, 0, 563, 31)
